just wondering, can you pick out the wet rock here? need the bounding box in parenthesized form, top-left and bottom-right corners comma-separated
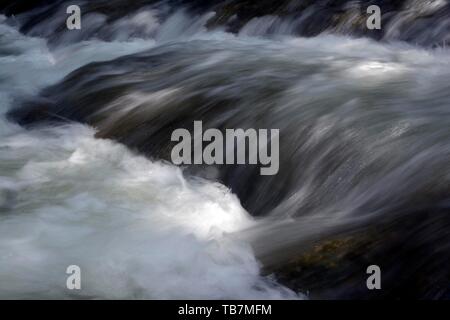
(270, 208, 450, 299)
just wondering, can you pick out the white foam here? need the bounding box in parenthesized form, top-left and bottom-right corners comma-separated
(0, 124, 296, 299)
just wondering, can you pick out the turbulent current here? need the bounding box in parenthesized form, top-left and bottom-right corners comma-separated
(0, 15, 299, 299)
(1, 0, 450, 299)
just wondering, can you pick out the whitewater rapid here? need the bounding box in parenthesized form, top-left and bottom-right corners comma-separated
(1, 2, 450, 299)
(0, 17, 298, 299)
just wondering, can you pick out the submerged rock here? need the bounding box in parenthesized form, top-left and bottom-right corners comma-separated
(270, 207, 450, 299)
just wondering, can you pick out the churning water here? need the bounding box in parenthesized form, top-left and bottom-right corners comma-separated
(0, 15, 299, 299)
(1, 1, 450, 299)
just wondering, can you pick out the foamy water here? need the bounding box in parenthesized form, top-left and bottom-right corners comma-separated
(0, 18, 298, 299)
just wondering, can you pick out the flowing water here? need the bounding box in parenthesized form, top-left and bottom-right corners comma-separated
(1, 1, 450, 299)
